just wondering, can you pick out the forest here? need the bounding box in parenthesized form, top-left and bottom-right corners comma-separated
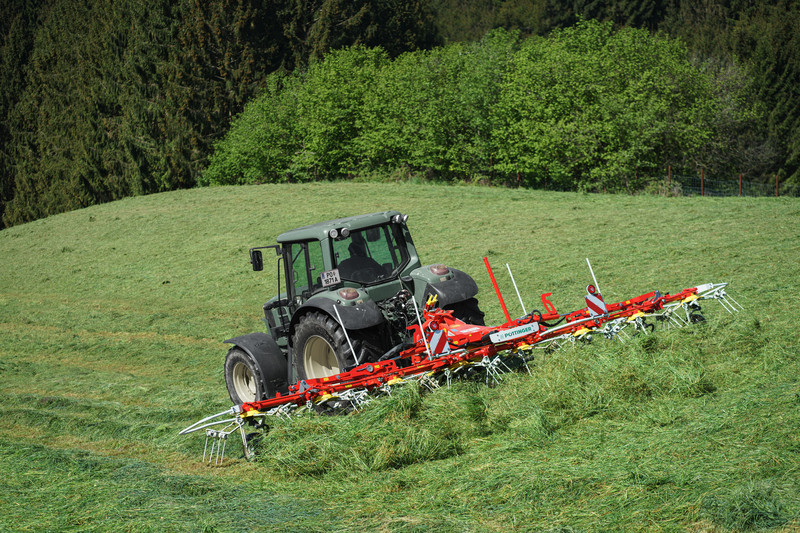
(1, 0, 798, 227)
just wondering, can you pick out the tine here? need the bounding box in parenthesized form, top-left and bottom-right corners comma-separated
(726, 293, 744, 311)
(719, 291, 742, 313)
(239, 422, 250, 460)
(208, 434, 216, 464)
(720, 298, 735, 314)
(671, 314, 687, 327)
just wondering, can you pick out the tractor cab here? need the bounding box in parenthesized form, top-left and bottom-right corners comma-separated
(249, 211, 420, 345)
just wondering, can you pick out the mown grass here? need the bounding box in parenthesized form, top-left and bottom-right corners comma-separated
(1, 182, 798, 531)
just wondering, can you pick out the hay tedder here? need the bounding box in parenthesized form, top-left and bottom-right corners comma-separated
(180, 211, 742, 463)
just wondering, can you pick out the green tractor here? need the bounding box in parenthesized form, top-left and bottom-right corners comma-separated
(224, 210, 485, 405)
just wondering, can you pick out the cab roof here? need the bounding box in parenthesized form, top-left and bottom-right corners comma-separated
(276, 210, 402, 243)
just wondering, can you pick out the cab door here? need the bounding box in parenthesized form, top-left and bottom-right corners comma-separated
(285, 240, 326, 309)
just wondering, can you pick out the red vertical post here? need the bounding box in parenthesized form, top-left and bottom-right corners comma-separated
(739, 173, 742, 197)
(483, 257, 511, 323)
(701, 168, 704, 196)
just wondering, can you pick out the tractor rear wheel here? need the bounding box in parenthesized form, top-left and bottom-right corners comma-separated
(293, 312, 358, 380)
(445, 297, 486, 325)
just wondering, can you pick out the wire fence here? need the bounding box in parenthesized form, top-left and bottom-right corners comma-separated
(481, 167, 798, 197)
(669, 173, 799, 197)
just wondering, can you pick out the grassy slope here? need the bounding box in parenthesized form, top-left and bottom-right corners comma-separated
(0, 183, 798, 532)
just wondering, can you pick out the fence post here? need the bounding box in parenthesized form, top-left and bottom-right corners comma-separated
(701, 168, 704, 197)
(739, 173, 742, 197)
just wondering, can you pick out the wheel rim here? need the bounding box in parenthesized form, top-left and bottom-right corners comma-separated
(303, 335, 340, 378)
(232, 361, 257, 402)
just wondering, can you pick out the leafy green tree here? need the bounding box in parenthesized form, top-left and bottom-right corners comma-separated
(293, 46, 390, 179)
(492, 20, 725, 191)
(357, 29, 519, 178)
(203, 46, 390, 184)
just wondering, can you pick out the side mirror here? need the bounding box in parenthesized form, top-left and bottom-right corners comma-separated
(250, 249, 263, 271)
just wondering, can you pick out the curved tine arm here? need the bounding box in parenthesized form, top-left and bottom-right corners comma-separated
(179, 408, 237, 435)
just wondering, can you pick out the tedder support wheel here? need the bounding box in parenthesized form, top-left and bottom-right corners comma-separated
(293, 311, 358, 380)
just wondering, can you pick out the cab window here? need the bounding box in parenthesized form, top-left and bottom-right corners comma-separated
(332, 225, 408, 284)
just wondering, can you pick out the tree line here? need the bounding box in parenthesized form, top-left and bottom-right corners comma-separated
(1, 0, 798, 228)
(202, 21, 766, 192)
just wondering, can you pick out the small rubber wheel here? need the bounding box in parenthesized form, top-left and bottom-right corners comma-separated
(690, 312, 706, 324)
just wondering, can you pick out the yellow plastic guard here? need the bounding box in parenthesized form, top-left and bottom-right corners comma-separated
(573, 327, 590, 337)
(627, 311, 645, 322)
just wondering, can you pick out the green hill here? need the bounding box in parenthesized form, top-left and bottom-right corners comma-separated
(1, 183, 798, 531)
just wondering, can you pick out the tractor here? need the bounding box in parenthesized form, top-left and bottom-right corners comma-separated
(223, 210, 485, 405)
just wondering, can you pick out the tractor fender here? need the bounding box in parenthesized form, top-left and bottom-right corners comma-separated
(224, 332, 289, 393)
(288, 297, 385, 337)
(421, 267, 479, 307)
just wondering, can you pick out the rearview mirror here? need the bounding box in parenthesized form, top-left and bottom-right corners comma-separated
(250, 250, 263, 271)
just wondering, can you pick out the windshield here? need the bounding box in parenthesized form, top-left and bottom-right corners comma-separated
(332, 224, 408, 284)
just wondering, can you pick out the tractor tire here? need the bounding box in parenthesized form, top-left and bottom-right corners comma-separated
(223, 333, 288, 406)
(225, 348, 268, 405)
(445, 297, 486, 326)
(293, 312, 359, 380)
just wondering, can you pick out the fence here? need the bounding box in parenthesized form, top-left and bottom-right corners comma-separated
(667, 168, 799, 198)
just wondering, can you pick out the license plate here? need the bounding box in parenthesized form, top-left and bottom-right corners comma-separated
(320, 269, 341, 287)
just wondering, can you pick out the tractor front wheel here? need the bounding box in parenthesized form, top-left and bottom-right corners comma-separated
(293, 312, 358, 380)
(225, 348, 266, 405)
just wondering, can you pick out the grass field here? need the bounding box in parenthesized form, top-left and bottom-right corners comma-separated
(1, 182, 798, 532)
